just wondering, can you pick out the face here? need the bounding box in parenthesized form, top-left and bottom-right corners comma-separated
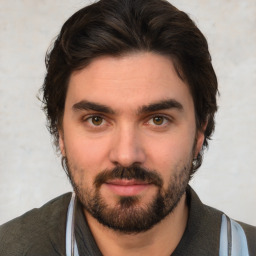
(59, 52, 204, 233)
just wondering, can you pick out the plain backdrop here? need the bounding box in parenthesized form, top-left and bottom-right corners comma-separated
(0, 0, 255, 226)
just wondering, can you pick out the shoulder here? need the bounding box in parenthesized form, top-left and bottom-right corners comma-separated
(237, 221, 256, 255)
(185, 187, 255, 255)
(0, 192, 72, 256)
(202, 204, 256, 255)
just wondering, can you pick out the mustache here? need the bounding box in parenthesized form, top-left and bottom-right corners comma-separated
(94, 164, 163, 188)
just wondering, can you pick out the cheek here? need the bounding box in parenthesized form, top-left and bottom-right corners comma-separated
(144, 131, 195, 175)
(64, 132, 112, 175)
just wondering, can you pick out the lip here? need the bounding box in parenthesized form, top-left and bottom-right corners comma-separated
(104, 179, 152, 196)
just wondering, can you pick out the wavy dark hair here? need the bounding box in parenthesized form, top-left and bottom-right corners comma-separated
(41, 0, 218, 174)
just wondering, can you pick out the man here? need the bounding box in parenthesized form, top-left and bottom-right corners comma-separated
(0, 0, 255, 255)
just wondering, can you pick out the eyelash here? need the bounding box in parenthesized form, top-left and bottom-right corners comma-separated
(146, 115, 171, 126)
(82, 114, 172, 129)
(147, 114, 175, 131)
(83, 115, 107, 127)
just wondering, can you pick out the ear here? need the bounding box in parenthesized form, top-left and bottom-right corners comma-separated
(58, 129, 66, 157)
(194, 122, 207, 158)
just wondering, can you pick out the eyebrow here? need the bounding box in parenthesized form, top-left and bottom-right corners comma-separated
(138, 99, 183, 114)
(72, 99, 183, 115)
(72, 100, 115, 114)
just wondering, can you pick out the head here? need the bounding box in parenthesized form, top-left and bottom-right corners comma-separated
(41, 0, 218, 233)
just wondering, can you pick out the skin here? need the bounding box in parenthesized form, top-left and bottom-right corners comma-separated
(59, 52, 205, 255)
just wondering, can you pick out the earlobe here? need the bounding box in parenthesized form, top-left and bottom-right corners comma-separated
(58, 130, 66, 156)
(195, 122, 207, 158)
(195, 131, 204, 158)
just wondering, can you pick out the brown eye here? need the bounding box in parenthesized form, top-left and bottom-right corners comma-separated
(152, 116, 164, 125)
(91, 116, 103, 126)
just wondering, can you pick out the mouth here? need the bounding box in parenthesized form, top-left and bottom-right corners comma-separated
(104, 179, 152, 196)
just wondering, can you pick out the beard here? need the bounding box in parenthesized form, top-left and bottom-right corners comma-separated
(63, 157, 193, 234)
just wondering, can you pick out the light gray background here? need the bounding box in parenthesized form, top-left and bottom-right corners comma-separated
(0, 0, 255, 226)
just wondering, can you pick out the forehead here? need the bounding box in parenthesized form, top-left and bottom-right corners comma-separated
(66, 52, 194, 113)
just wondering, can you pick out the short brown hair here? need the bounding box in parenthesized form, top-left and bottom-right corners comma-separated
(41, 0, 218, 173)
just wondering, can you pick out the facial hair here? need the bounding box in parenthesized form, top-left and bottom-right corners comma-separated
(64, 158, 193, 234)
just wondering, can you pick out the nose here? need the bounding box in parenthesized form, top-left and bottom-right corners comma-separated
(109, 125, 146, 167)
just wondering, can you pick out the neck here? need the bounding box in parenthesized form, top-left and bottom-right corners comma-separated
(84, 193, 188, 256)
